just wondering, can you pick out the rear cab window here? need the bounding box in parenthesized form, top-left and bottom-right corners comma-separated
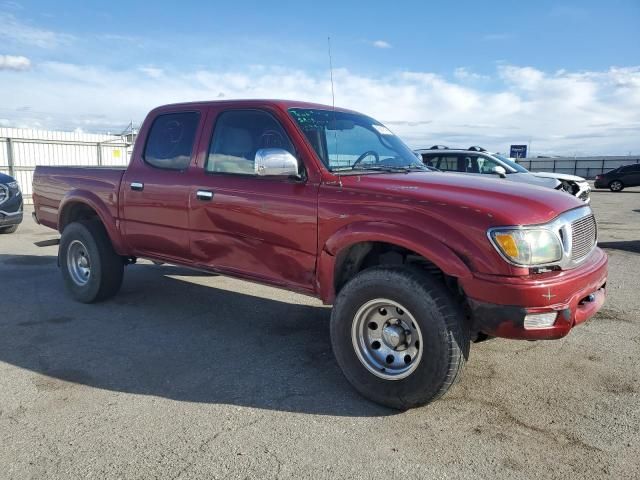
(143, 112, 200, 170)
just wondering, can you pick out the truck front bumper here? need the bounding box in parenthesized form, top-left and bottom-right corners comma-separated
(461, 247, 608, 340)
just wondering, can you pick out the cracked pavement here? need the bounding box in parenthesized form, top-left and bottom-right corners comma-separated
(1, 187, 639, 479)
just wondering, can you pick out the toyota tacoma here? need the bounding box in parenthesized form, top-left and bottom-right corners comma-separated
(32, 100, 607, 409)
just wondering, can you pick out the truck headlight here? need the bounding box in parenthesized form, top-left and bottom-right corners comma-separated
(489, 228, 563, 266)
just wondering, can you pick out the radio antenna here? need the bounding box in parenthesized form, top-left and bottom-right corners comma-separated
(327, 36, 341, 185)
(327, 36, 336, 110)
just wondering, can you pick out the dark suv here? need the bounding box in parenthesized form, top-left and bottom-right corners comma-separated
(0, 172, 23, 234)
(594, 163, 640, 191)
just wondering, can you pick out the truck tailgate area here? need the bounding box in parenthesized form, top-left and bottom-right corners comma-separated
(32, 166, 125, 231)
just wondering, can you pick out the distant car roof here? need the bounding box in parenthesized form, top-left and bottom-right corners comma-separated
(415, 148, 498, 154)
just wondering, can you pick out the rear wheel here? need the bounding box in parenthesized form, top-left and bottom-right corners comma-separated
(59, 220, 124, 303)
(330, 266, 469, 410)
(0, 225, 18, 234)
(609, 180, 624, 192)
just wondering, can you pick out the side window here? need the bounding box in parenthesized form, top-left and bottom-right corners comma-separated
(437, 156, 460, 172)
(207, 110, 295, 175)
(144, 112, 200, 170)
(422, 155, 438, 168)
(474, 155, 501, 174)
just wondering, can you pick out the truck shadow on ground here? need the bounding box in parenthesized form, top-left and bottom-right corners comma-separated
(0, 254, 393, 417)
(599, 240, 640, 254)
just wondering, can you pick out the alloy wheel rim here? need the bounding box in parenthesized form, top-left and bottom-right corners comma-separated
(351, 298, 423, 380)
(67, 240, 91, 286)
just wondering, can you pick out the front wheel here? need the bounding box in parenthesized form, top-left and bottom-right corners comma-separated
(330, 266, 469, 410)
(0, 225, 18, 234)
(59, 220, 124, 303)
(609, 180, 624, 192)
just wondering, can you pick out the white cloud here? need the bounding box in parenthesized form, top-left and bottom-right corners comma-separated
(0, 13, 73, 48)
(372, 40, 392, 49)
(454, 67, 489, 81)
(139, 66, 164, 78)
(0, 62, 638, 155)
(0, 54, 30, 70)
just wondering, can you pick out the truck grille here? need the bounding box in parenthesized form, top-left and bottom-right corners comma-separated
(571, 214, 597, 260)
(0, 185, 8, 205)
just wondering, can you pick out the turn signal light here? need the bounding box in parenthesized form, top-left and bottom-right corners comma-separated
(494, 233, 519, 258)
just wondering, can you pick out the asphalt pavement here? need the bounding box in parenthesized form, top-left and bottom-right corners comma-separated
(1, 188, 638, 479)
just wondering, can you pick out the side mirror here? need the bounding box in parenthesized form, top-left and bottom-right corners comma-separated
(491, 165, 507, 178)
(254, 148, 300, 177)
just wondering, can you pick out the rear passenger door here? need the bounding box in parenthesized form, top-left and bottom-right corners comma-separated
(187, 107, 319, 292)
(121, 109, 205, 262)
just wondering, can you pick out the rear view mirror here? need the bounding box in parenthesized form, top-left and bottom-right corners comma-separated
(254, 148, 300, 177)
(326, 119, 355, 131)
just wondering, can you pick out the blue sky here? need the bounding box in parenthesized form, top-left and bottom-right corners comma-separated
(0, 0, 639, 155)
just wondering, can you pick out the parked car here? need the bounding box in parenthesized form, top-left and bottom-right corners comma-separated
(0, 172, 23, 234)
(594, 163, 640, 191)
(416, 146, 591, 202)
(32, 100, 607, 410)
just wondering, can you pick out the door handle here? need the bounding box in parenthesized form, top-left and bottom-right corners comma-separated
(130, 182, 144, 191)
(196, 190, 214, 201)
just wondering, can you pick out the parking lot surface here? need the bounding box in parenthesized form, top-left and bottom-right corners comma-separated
(1, 188, 639, 479)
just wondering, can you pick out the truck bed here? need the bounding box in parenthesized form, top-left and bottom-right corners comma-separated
(32, 166, 125, 231)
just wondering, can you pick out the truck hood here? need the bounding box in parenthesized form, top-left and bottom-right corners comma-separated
(338, 171, 583, 227)
(531, 171, 588, 182)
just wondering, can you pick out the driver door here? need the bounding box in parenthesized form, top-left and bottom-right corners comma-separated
(188, 107, 320, 292)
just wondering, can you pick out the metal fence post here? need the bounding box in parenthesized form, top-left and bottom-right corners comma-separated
(6, 137, 15, 178)
(601, 158, 605, 175)
(574, 159, 577, 175)
(96, 142, 102, 166)
(553, 158, 556, 172)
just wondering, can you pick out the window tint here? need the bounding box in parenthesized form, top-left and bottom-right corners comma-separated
(144, 112, 200, 170)
(622, 164, 640, 172)
(207, 110, 294, 175)
(436, 156, 461, 172)
(472, 155, 501, 174)
(422, 154, 438, 168)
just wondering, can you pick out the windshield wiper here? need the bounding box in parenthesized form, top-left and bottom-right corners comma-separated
(332, 164, 431, 174)
(351, 165, 411, 173)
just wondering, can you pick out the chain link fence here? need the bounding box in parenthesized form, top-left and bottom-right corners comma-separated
(0, 128, 130, 204)
(518, 156, 640, 179)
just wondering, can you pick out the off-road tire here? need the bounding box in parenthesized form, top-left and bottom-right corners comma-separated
(330, 266, 469, 410)
(59, 220, 124, 303)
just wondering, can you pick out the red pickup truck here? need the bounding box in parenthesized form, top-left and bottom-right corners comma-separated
(32, 100, 608, 409)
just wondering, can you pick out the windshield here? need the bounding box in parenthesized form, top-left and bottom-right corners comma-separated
(493, 153, 529, 173)
(289, 108, 427, 172)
